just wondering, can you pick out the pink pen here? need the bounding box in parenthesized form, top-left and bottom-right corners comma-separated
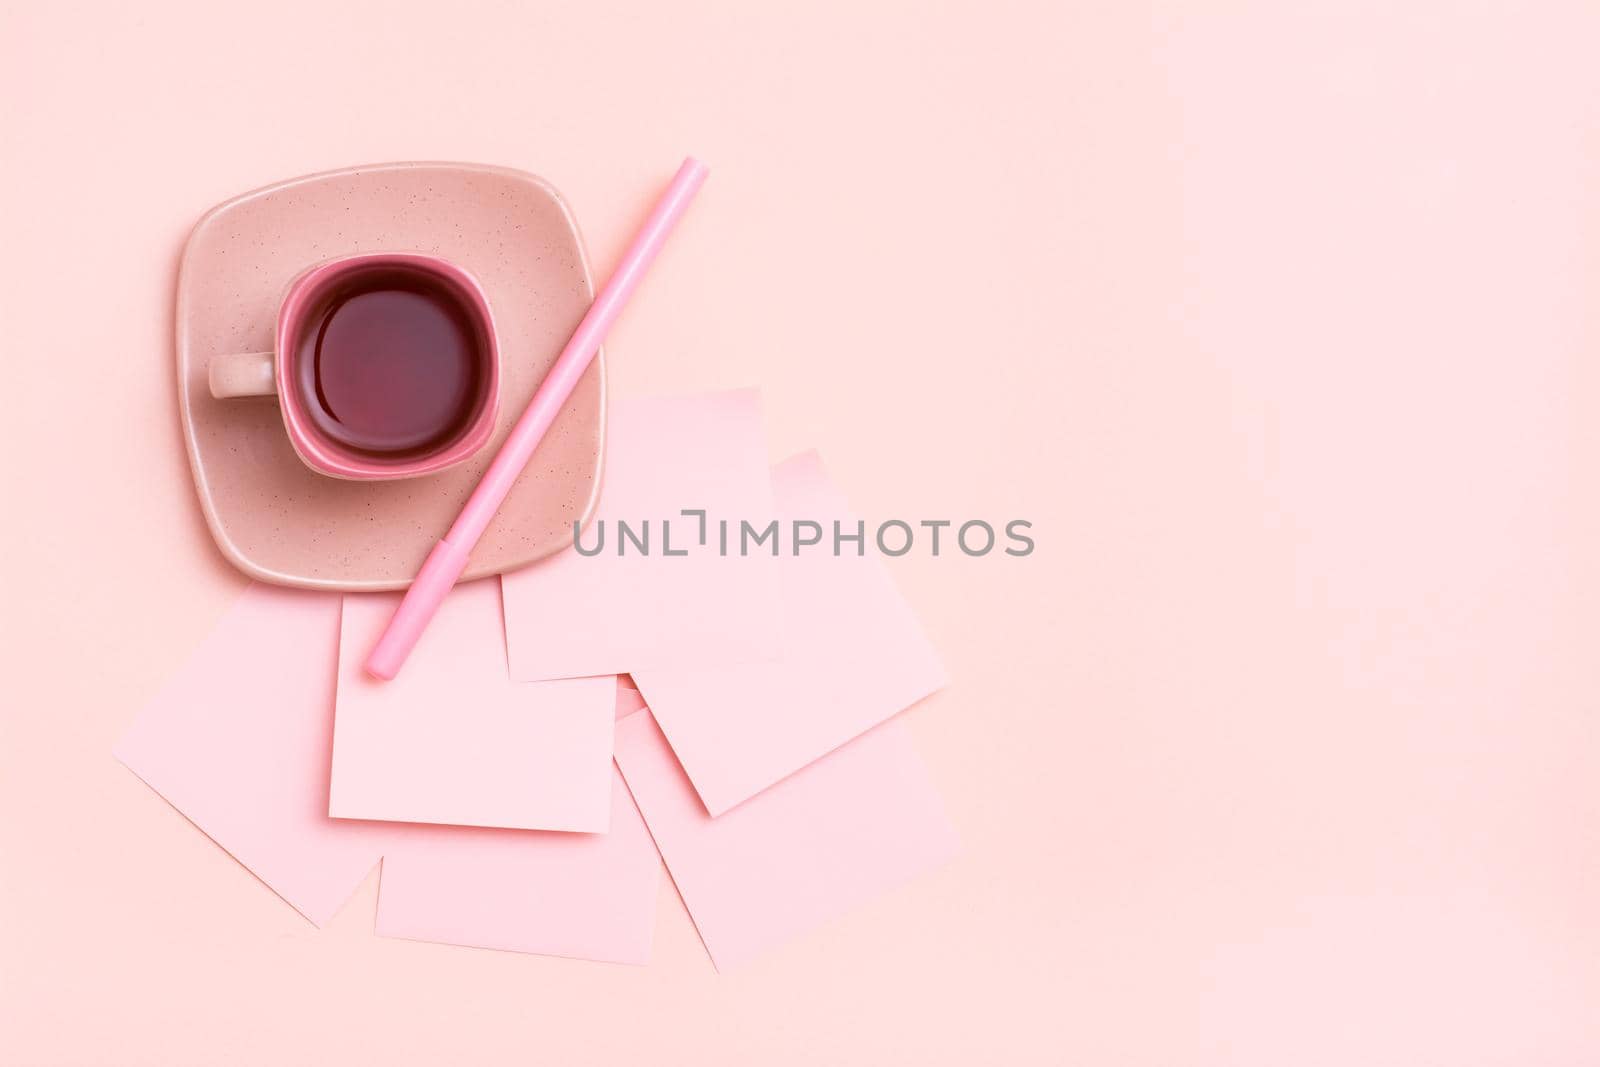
(365, 157, 709, 679)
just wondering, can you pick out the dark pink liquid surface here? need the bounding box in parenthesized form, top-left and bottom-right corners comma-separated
(294, 268, 486, 457)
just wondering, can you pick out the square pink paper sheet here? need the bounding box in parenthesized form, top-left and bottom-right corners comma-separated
(115, 584, 660, 963)
(614, 709, 958, 972)
(502, 389, 780, 682)
(332, 580, 615, 832)
(630, 452, 948, 814)
(114, 585, 389, 925)
(375, 771, 660, 965)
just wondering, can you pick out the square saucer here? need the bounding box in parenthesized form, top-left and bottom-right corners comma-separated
(177, 162, 604, 591)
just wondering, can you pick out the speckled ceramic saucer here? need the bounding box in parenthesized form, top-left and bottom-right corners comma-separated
(177, 162, 604, 591)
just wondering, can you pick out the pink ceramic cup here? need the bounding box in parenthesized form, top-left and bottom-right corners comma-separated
(208, 252, 500, 480)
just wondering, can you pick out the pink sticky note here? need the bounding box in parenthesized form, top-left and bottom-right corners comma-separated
(614, 709, 958, 971)
(375, 770, 661, 965)
(629, 452, 948, 815)
(114, 585, 394, 925)
(332, 580, 615, 832)
(116, 585, 662, 963)
(502, 389, 780, 682)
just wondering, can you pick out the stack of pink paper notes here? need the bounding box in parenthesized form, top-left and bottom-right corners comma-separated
(116, 389, 958, 970)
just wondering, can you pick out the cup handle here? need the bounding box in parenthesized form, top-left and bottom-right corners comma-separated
(209, 351, 277, 399)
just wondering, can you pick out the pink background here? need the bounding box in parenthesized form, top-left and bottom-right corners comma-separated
(3, 1, 1599, 1063)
